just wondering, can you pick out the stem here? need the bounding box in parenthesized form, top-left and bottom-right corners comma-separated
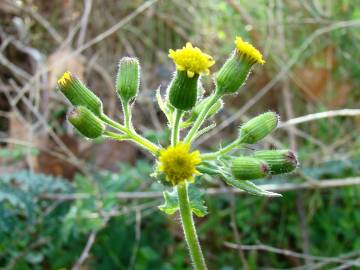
(171, 109, 183, 146)
(200, 139, 242, 160)
(100, 114, 160, 155)
(127, 131, 159, 155)
(100, 114, 127, 133)
(122, 101, 133, 130)
(177, 183, 207, 270)
(184, 93, 220, 144)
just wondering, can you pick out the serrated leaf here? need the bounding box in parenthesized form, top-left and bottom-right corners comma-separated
(159, 185, 208, 217)
(158, 188, 178, 215)
(188, 185, 208, 217)
(223, 176, 282, 197)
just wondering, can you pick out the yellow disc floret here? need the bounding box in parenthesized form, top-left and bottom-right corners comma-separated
(168, 42, 215, 78)
(57, 71, 72, 86)
(234, 36, 265, 65)
(158, 143, 201, 185)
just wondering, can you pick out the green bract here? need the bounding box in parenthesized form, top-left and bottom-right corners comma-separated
(68, 106, 105, 139)
(239, 112, 279, 144)
(116, 57, 140, 104)
(215, 51, 253, 95)
(168, 71, 199, 111)
(254, 150, 298, 175)
(58, 72, 103, 116)
(231, 156, 269, 180)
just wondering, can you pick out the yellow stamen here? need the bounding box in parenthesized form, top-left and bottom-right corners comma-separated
(235, 37, 265, 65)
(57, 71, 72, 86)
(168, 42, 215, 78)
(158, 143, 201, 185)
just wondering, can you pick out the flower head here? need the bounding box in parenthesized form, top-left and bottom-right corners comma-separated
(158, 143, 201, 185)
(234, 36, 265, 65)
(168, 42, 215, 78)
(58, 71, 72, 87)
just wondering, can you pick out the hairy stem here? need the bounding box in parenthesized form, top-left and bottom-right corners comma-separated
(171, 109, 183, 146)
(184, 93, 220, 144)
(200, 139, 242, 160)
(122, 101, 133, 130)
(100, 114, 159, 155)
(177, 183, 207, 270)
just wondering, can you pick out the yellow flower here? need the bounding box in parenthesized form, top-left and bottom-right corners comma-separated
(58, 71, 72, 86)
(158, 143, 201, 185)
(234, 36, 265, 65)
(168, 42, 215, 78)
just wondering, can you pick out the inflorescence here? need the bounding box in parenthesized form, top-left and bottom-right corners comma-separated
(58, 35, 298, 270)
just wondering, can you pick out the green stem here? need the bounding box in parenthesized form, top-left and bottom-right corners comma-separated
(100, 114, 160, 155)
(177, 183, 207, 270)
(200, 139, 242, 160)
(122, 101, 132, 130)
(171, 109, 183, 146)
(100, 114, 127, 133)
(184, 93, 220, 144)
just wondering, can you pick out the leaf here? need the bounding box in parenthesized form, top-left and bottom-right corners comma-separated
(158, 188, 178, 215)
(156, 87, 172, 124)
(159, 185, 208, 217)
(223, 176, 282, 197)
(188, 185, 208, 217)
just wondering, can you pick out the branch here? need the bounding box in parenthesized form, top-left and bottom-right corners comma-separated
(279, 109, 360, 128)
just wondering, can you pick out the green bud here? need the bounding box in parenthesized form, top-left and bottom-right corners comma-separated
(189, 96, 223, 121)
(239, 112, 279, 144)
(68, 106, 105, 139)
(231, 156, 269, 180)
(254, 150, 298, 175)
(116, 57, 140, 104)
(215, 50, 253, 95)
(168, 71, 199, 111)
(57, 72, 103, 116)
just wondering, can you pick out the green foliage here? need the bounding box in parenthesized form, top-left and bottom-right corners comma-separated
(159, 184, 208, 217)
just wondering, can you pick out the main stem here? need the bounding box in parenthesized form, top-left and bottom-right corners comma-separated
(177, 183, 207, 270)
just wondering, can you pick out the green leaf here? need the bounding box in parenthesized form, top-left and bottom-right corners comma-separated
(223, 176, 282, 197)
(159, 185, 208, 217)
(188, 185, 208, 217)
(158, 188, 178, 215)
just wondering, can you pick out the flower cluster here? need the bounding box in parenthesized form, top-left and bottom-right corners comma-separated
(58, 35, 298, 269)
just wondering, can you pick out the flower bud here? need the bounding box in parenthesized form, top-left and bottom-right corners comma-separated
(239, 112, 279, 144)
(116, 57, 140, 104)
(168, 71, 199, 111)
(215, 36, 265, 95)
(68, 106, 105, 139)
(254, 150, 298, 175)
(189, 96, 223, 121)
(231, 156, 269, 180)
(57, 72, 103, 116)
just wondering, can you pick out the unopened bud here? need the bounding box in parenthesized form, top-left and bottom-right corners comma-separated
(68, 106, 105, 139)
(116, 57, 140, 104)
(168, 71, 199, 111)
(239, 112, 279, 144)
(58, 72, 103, 116)
(254, 150, 298, 175)
(231, 156, 269, 180)
(215, 36, 265, 95)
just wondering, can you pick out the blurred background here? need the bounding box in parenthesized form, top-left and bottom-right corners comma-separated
(1, 0, 360, 269)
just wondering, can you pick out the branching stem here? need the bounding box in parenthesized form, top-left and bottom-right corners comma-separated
(184, 93, 221, 144)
